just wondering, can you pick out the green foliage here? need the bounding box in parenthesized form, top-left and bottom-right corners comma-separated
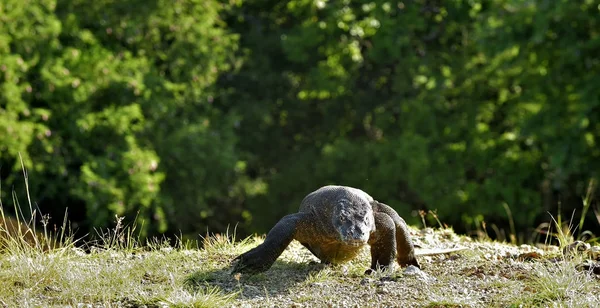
(1, 0, 598, 238)
(0, 0, 255, 236)
(223, 0, 599, 235)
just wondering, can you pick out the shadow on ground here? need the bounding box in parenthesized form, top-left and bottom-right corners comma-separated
(184, 260, 329, 298)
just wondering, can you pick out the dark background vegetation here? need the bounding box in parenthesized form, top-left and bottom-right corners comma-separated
(1, 0, 599, 242)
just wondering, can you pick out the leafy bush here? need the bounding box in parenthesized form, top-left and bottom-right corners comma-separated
(1, 0, 598, 239)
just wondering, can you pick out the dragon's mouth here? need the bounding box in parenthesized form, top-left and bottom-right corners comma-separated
(323, 236, 366, 247)
(339, 237, 368, 247)
(345, 242, 364, 247)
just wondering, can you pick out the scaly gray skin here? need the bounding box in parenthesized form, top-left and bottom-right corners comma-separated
(231, 185, 420, 274)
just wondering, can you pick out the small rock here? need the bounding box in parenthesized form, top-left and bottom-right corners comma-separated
(419, 228, 435, 236)
(70, 247, 87, 256)
(243, 285, 260, 294)
(404, 265, 421, 275)
(341, 265, 350, 275)
(360, 278, 375, 285)
(519, 244, 534, 252)
(563, 241, 591, 257)
(516, 251, 543, 261)
(539, 245, 560, 253)
(404, 265, 434, 282)
(375, 286, 389, 294)
(379, 276, 396, 282)
(89, 246, 104, 254)
(575, 260, 600, 275)
(376, 280, 393, 287)
(446, 254, 462, 261)
(160, 247, 173, 253)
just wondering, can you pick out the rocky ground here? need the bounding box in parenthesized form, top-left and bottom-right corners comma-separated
(2, 226, 600, 307)
(198, 228, 600, 307)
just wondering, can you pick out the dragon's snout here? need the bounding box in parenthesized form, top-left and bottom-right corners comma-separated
(338, 225, 370, 245)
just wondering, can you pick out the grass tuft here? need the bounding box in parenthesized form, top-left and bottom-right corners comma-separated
(90, 215, 142, 252)
(135, 286, 238, 308)
(514, 259, 600, 306)
(0, 155, 77, 254)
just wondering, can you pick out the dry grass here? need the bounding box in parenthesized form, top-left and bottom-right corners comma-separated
(2, 163, 599, 307)
(2, 210, 600, 307)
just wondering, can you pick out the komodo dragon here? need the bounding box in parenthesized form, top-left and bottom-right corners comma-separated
(232, 185, 424, 274)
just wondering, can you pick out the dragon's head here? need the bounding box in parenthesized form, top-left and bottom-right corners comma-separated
(332, 199, 374, 246)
